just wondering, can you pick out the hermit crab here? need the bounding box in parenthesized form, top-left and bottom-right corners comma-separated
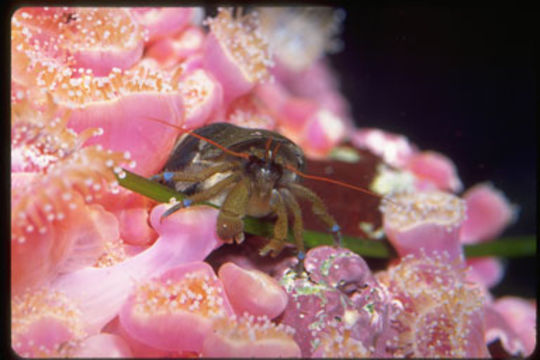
(151, 122, 347, 258)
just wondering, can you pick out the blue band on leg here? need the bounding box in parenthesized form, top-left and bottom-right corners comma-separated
(163, 172, 174, 181)
(182, 199, 193, 207)
(331, 224, 341, 233)
(297, 250, 305, 260)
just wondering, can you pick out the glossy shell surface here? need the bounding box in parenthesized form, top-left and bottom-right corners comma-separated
(164, 123, 305, 172)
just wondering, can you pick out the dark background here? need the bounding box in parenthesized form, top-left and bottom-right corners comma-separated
(328, 5, 536, 298)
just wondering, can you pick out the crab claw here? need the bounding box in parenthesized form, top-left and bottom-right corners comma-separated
(233, 232, 245, 244)
(259, 238, 286, 257)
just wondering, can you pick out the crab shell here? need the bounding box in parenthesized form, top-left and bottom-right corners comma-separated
(161, 122, 305, 203)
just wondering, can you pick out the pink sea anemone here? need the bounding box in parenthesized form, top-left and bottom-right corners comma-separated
(119, 262, 233, 353)
(377, 253, 490, 357)
(202, 314, 300, 357)
(203, 8, 273, 105)
(96, 189, 157, 247)
(352, 128, 463, 193)
(12, 288, 86, 358)
(380, 190, 467, 262)
(405, 151, 463, 192)
(12, 8, 145, 79)
(460, 182, 517, 244)
(12, 8, 190, 177)
(50, 205, 222, 335)
(277, 246, 394, 357)
(257, 7, 345, 76)
(177, 68, 223, 129)
(57, 66, 185, 177)
(226, 94, 277, 130)
(11, 98, 127, 295)
(145, 25, 205, 68)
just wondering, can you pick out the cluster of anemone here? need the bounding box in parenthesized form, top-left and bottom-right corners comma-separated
(11, 6, 534, 358)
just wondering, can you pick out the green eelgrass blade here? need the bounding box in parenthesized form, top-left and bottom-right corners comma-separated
(118, 169, 536, 259)
(464, 236, 536, 258)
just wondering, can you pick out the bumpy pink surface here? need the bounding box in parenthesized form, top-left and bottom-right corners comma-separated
(378, 254, 490, 357)
(13, 8, 146, 78)
(119, 262, 233, 352)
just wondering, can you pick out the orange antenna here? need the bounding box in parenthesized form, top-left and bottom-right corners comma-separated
(270, 142, 281, 162)
(264, 136, 273, 161)
(142, 116, 249, 160)
(285, 163, 383, 199)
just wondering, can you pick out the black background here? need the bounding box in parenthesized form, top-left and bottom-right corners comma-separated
(328, 4, 536, 298)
